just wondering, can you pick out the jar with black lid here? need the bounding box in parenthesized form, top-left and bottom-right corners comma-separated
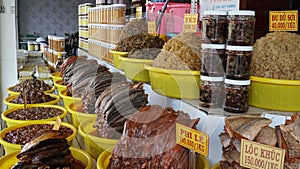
(201, 43, 226, 77)
(200, 75, 225, 108)
(227, 10, 256, 46)
(202, 10, 227, 44)
(225, 45, 253, 80)
(224, 79, 250, 113)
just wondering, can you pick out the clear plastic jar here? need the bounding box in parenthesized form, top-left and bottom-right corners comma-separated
(227, 10, 256, 46)
(200, 76, 225, 108)
(224, 79, 250, 113)
(225, 45, 253, 80)
(202, 10, 227, 44)
(201, 43, 226, 76)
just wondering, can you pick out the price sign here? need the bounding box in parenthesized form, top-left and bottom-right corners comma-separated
(176, 123, 209, 156)
(240, 139, 285, 169)
(136, 6, 143, 19)
(269, 10, 298, 31)
(183, 14, 198, 32)
(148, 21, 156, 34)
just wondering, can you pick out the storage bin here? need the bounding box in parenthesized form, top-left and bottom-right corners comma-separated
(0, 147, 93, 169)
(0, 121, 77, 155)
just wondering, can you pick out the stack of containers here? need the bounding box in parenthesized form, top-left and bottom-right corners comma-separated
(78, 3, 94, 51)
(45, 35, 67, 67)
(200, 10, 256, 113)
(200, 11, 227, 108)
(224, 10, 255, 113)
(87, 4, 126, 62)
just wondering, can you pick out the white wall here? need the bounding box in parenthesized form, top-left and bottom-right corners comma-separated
(0, 0, 18, 111)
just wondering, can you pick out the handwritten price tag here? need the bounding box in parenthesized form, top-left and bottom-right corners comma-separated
(183, 14, 198, 32)
(240, 139, 285, 169)
(269, 10, 298, 31)
(147, 21, 156, 34)
(176, 123, 209, 156)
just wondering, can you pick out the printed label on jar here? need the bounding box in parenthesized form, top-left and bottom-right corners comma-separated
(240, 139, 285, 169)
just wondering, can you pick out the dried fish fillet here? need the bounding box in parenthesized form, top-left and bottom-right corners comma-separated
(254, 126, 277, 146)
(225, 116, 272, 140)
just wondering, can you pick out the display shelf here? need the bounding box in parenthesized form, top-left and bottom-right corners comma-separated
(77, 49, 294, 165)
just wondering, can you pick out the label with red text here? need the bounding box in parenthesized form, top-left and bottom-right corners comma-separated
(269, 10, 298, 31)
(176, 123, 209, 156)
(240, 139, 285, 169)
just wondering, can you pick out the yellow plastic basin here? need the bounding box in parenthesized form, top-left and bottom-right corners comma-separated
(79, 119, 118, 159)
(249, 76, 300, 112)
(54, 79, 67, 94)
(67, 101, 97, 128)
(210, 163, 220, 169)
(7, 85, 56, 96)
(0, 121, 77, 155)
(0, 147, 93, 169)
(50, 72, 62, 82)
(110, 50, 128, 70)
(145, 64, 200, 99)
(4, 94, 60, 109)
(1, 104, 68, 127)
(59, 89, 82, 109)
(97, 151, 210, 169)
(120, 57, 153, 82)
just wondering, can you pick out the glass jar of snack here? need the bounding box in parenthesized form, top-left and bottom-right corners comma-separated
(200, 76, 225, 108)
(202, 10, 227, 44)
(201, 43, 226, 76)
(225, 45, 253, 80)
(227, 10, 256, 46)
(224, 79, 250, 113)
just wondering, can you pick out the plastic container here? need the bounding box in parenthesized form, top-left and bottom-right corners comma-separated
(145, 64, 200, 99)
(201, 43, 226, 76)
(57, 37, 66, 52)
(4, 94, 60, 109)
(120, 57, 153, 82)
(202, 10, 227, 44)
(249, 76, 300, 112)
(111, 4, 126, 24)
(53, 79, 67, 94)
(34, 42, 40, 51)
(59, 89, 82, 109)
(27, 41, 35, 51)
(210, 163, 220, 169)
(97, 150, 210, 169)
(110, 50, 128, 70)
(0, 121, 77, 155)
(227, 10, 256, 46)
(50, 72, 62, 81)
(224, 79, 251, 113)
(146, 2, 192, 34)
(79, 119, 118, 159)
(225, 45, 253, 80)
(1, 105, 68, 127)
(200, 76, 225, 108)
(0, 147, 93, 169)
(7, 85, 56, 96)
(67, 101, 97, 128)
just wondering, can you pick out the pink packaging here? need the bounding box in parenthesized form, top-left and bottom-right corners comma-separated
(146, 2, 199, 34)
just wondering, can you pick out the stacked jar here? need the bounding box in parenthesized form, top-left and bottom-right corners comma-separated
(78, 3, 93, 51)
(200, 11, 227, 108)
(224, 10, 255, 113)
